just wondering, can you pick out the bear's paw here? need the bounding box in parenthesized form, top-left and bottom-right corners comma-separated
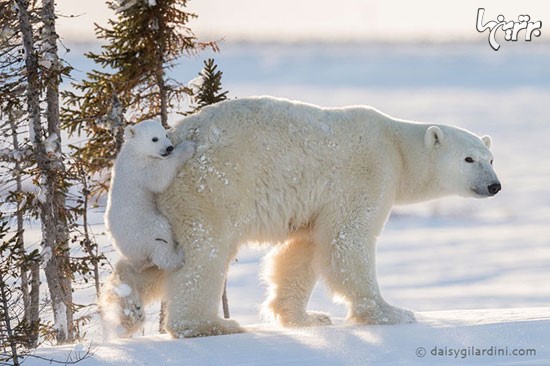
(166, 317, 244, 338)
(276, 311, 333, 328)
(350, 303, 415, 325)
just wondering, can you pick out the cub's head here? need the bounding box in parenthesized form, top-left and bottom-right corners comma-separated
(123, 120, 174, 159)
(424, 125, 501, 198)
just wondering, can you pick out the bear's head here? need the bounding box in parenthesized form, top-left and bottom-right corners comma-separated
(123, 120, 174, 159)
(424, 125, 501, 198)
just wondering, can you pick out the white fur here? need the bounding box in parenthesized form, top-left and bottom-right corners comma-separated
(99, 261, 167, 338)
(105, 120, 195, 272)
(107, 97, 501, 338)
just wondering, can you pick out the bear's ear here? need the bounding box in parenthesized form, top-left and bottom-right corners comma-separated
(424, 126, 444, 149)
(481, 135, 492, 149)
(124, 126, 136, 140)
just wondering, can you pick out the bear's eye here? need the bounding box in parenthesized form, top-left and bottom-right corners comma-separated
(490, 159, 494, 165)
(152, 137, 158, 142)
(464, 157, 474, 163)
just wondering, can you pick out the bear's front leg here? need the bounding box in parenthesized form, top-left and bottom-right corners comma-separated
(317, 214, 415, 325)
(163, 223, 243, 338)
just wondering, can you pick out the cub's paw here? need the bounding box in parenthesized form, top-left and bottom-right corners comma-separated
(151, 241, 185, 271)
(176, 140, 196, 161)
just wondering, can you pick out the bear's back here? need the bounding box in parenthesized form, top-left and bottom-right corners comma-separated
(172, 96, 390, 149)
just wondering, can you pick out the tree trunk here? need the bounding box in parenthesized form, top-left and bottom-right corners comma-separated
(79, 166, 100, 297)
(0, 272, 21, 366)
(40, 0, 74, 343)
(9, 111, 28, 312)
(159, 301, 166, 334)
(15, 0, 42, 146)
(14, 0, 46, 344)
(154, 12, 169, 129)
(156, 66, 169, 129)
(28, 260, 40, 347)
(109, 92, 125, 155)
(8, 110, 40, 347)
(16, 0, 74, 344)
(222, 280, 230, 319)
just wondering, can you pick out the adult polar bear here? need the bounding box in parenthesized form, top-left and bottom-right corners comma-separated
(156, 96, 500, 338)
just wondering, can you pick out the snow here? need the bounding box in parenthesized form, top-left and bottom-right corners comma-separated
(0, 26, 14, 42)
(25, 308, 550, 365)
(38, 58, 53, 69)
(187, 75, 204, 99)
(110, 0, 138, 13)
(28, 116, 35, 143)
(44, 132, 58, 155)
(113, 284, 132, 298)
(18, 40, 550, 365)
(0, 148, 11, 160)
(11, 148, 25, 162)
(40, 246, 52, 265)
(53, 302, 68, 340)
(36, 174, 48, 204)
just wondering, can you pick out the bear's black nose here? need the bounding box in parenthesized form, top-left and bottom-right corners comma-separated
(488, 183, 501, 195)
(166, 145, 174, 153)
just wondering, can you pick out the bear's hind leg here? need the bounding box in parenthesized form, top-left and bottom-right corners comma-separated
(100, 260, 167, 338)
(164, 229, 243, 338)
(263, 232, 331, 327)
(100, 261, 145, 337)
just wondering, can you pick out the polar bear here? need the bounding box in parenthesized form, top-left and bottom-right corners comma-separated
(109, 97, 501, 338)
(99, 260, 167, 337)
(105, 120, 195, 271)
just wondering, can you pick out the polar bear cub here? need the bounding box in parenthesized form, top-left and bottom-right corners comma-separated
(105, 120, 195, 271)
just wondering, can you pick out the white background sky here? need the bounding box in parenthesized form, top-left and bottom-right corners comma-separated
(56, 0, 550, 42)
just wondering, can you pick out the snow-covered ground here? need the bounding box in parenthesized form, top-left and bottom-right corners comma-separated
(28, 308, 550, 365)
(19, 41, 550, 364)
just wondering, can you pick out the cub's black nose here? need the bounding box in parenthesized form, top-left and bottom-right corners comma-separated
(166, 145, 174, 153)
(488, 183, 501, 196)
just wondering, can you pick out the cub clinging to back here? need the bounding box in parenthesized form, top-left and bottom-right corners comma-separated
(105, 120, 195, 271)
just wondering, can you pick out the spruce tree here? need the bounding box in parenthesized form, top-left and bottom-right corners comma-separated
(62, 0, 217, 195)
(0, 0, 43, 348)
(7, 0, 76, 344)
(0, 212, 40, 365)
(188, 58, 229, 114)
(0, 212, 23, 366)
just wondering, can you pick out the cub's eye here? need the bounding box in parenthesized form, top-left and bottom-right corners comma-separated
(490, 159, 494, 165)
(465, 157, 474, 163)
(152, 137, 158, 142)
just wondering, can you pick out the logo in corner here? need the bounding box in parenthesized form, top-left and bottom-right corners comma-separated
(476, 8, 542, 51)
